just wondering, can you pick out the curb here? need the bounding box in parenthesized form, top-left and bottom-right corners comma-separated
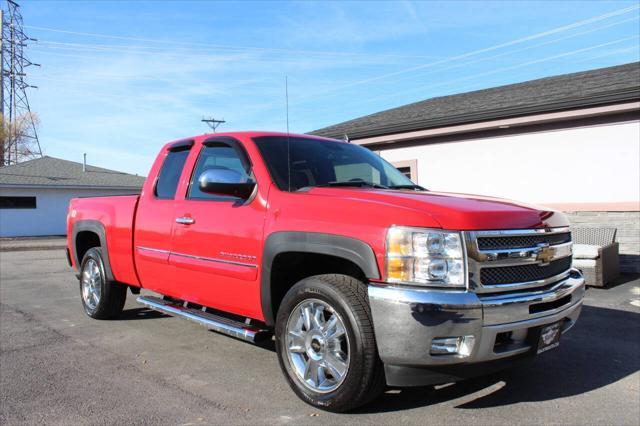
(0, 245, 67, 252)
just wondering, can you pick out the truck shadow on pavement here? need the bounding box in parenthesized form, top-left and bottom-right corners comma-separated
(357, 304, 639, 413)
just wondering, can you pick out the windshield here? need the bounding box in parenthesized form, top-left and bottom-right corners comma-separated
(253, 136, 417, 191)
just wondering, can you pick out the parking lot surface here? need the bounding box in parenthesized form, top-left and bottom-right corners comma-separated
(1, 249, 639, 425)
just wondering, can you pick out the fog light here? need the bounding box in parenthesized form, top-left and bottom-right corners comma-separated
(430, 336, 475, 357)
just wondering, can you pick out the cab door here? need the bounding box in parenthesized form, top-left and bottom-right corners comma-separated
(133, 140, 192, 297)
(169, 137, 267, 319)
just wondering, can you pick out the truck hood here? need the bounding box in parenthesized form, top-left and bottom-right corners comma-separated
(307, 187, 568, 230)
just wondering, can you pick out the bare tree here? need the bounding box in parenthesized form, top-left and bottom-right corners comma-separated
(0, 112, 41, 166)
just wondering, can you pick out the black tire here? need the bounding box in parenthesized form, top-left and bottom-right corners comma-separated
(79, 247, 127, 319)
(275, 274, 385, 412)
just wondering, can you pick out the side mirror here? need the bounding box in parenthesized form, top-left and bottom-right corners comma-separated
(198, 168, 256, 200)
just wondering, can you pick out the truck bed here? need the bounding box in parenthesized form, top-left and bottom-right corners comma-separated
(67, 194, 141, 286)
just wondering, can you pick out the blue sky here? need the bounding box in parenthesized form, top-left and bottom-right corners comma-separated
(13, 0, 640, 175)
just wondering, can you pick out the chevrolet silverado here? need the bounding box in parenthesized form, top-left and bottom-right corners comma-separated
(67, 131, 585, 412)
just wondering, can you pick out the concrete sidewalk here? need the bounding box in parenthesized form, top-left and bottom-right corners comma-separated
(0, 236, 67, 252)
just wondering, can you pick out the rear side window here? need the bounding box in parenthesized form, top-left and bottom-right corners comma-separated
(154, 149, 190, 199)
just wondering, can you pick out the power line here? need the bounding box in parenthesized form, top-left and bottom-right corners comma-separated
(389, 15, 640, 86)
(299, 36, 640, 121)
(23, 3, 638, 69)
(575, 45, 640, 63)
(24, 24, 442, 60)
(31, 11, 638, 68)
(327, 18, 640, 110)
(286, 4, 640, 103)
(26, 5, 639, 114)
(31, 12, 640, 93)
(30, 41, 404, 66)
(19, 3, 639, 132)
(32, 39, 424, 65)
(1, 0, 42, 166)
(404, 36, 640, 97)
(31, 36, 639, 117)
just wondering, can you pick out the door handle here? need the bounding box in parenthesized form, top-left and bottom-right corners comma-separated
(175, 216, 195, 225)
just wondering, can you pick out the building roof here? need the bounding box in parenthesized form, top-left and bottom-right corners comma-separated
(0, 156, 146, 189)
(311, 62, 640, 140)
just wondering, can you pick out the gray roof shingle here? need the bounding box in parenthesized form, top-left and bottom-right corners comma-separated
(0, 156, 146, 189)
(311, 62, 640, 139)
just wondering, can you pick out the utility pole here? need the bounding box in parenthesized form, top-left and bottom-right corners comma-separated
(1, 8, 4, 165)
(1, 0, 41, 166)
(201, 117, 225, 133)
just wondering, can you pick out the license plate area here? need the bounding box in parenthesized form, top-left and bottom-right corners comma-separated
(536, 321, 562, 354)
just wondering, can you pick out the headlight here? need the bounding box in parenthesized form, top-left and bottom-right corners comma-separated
(386, 226, 466, 287)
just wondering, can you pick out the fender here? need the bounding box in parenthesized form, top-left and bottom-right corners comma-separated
(71, 220, 115, 282)
(260, 231, 380, 326)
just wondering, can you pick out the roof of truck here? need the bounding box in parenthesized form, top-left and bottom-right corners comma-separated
(170, 131, 342, 144)
(162, 131, 344, 151)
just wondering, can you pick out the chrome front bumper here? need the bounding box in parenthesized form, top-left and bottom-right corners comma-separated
(368, 270, 585, 370)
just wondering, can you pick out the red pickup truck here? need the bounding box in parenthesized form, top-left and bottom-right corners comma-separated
(67, 131, 585, 412)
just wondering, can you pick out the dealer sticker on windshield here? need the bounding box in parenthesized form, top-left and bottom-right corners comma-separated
(537, 321, 562, 354)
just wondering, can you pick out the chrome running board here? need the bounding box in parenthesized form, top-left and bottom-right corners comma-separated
(137, 296, 271, 343)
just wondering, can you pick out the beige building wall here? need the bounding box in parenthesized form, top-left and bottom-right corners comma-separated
(379, 120, 640, 206)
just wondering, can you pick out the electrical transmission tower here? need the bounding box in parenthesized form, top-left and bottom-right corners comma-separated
(201, 117, 225, 132)
(1, 0, 41, 166)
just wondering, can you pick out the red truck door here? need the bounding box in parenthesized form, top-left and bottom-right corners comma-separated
(134, 141, 193, 296)
(169, 137, 266, 320)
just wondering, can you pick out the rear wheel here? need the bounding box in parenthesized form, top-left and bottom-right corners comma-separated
(79, 247, 127, 319)
(275, 274, 385, 412)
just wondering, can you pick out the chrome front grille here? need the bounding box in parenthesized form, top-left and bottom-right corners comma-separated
(465, 227, 573, 293)
(480, 256, 572, 285)
(477, 232, 571, 250)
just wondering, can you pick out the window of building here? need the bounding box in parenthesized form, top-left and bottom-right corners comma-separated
(154, 149, 190, 199)
(391, 159, 418, 182)
(0, 196, 37, 209)
(396, 166, 411, 179)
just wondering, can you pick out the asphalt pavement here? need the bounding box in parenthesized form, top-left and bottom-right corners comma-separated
(1, 249, 639, 425)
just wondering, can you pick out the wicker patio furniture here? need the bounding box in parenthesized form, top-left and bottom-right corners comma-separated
(572, 227, 620, 287)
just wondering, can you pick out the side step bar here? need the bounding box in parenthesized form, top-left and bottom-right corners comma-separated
(137, 296, 272, 343)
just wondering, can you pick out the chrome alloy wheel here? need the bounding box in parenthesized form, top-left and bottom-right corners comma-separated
(81, 258, 102, 311)
(285, 298, 350, 393)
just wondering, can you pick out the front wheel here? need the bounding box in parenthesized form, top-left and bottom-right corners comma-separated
(275, 274, 385, 412)
(79, 247, 127, 319)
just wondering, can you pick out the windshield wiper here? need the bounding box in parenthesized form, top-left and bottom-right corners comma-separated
(313, 181, 390, 189)
(388, 184, 427, 191)
(306, 182, 426, 191)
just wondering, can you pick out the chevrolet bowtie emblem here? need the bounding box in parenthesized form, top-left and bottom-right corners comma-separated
(535, 243, 555, 264)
